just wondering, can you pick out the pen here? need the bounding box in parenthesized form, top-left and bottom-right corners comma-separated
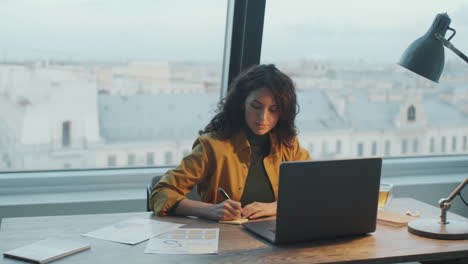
(218, 187, 231, 200)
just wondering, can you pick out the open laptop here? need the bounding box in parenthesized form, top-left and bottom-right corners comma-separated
(243, 157, 382, 244)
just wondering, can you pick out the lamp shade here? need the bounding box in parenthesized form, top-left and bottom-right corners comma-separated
(398, 13, 451, 82)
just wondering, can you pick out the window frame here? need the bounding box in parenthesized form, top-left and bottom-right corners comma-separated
(227, 0, 265, 85)
(1, 155, 467, 215)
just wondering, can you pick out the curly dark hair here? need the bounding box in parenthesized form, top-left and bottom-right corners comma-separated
(200, 64, 299, 146)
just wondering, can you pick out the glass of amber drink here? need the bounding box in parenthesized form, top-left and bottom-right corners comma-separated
(378, 183, 393, 210)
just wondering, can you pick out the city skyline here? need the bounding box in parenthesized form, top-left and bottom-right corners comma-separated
(1, 58, 467, 171)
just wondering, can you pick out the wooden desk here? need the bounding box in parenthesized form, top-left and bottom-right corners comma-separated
(1, 198, 467, 264)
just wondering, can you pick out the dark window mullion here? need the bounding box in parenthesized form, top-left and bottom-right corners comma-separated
(227, 0, 266, 87)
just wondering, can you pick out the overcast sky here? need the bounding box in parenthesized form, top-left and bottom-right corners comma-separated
(262, 0, 468, 63)
(0, 0, 467, 63)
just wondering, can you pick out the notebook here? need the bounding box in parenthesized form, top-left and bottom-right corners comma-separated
(219, 218, 249, 225)
(3, 238, 91, 264)
(243, 158, 382, 244)
(377, 209, 418, 227)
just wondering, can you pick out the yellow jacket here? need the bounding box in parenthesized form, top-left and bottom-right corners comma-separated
(150, 130, 311, 215)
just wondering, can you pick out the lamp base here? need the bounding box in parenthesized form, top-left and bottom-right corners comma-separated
(408, 219, 468, 240)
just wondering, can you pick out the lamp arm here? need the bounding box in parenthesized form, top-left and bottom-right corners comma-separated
(438, 177, 468, 224)
(435, 33, 468, 63)
(445, 177, 468, 202)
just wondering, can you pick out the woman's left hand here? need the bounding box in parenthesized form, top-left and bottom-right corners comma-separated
(242, 201, 277, 219)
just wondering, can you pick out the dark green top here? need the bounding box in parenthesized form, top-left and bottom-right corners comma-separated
(240, 127, 275, 206)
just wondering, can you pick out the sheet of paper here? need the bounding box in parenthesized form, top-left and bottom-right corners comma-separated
(144, 228, 219, 254)
(82, 218, 185, 245)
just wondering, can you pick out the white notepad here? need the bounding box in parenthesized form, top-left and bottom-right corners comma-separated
(3, 238, 91, 264)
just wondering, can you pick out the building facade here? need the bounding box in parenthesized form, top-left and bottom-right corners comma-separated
(1, 60, 467, 171)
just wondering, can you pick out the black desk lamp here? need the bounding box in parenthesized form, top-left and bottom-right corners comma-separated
(398, 12, 468, 239)
(407, 178, 468, 240)
(398, 12, 468, 82)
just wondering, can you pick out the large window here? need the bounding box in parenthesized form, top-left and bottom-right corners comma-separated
(262, 0, 468, 160)
(1, 1, 467, 220)
(0, 0, 228, 171)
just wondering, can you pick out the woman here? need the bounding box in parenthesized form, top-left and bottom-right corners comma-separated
(150, 64, 311, 221)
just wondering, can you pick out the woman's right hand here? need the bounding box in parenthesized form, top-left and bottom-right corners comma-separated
(174, 198, 242, 221)
(206, 199, 242, 221)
